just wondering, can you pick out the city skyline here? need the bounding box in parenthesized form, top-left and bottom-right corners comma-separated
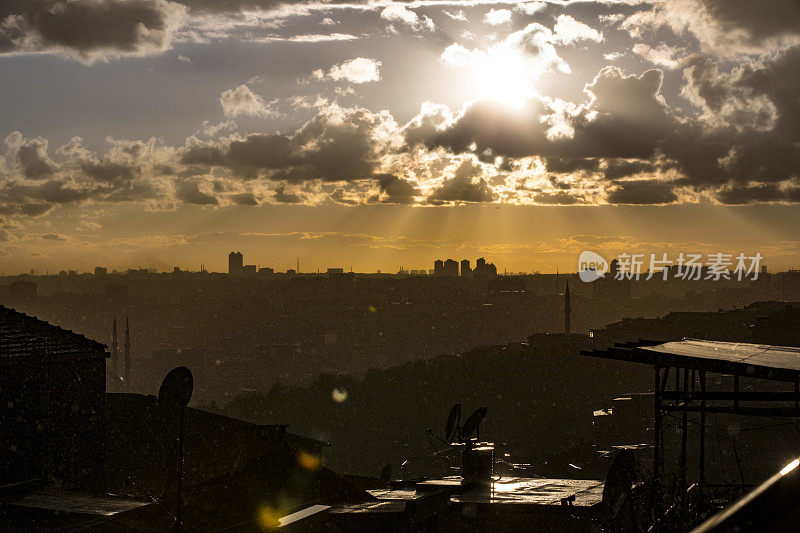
(2, 2, 800, 274)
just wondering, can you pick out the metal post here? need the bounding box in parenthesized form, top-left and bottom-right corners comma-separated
(653, 365, 662, 527)
(681, 369, 689, 529)
(176, 408, 184, 531)
(699, 371, 706, 488)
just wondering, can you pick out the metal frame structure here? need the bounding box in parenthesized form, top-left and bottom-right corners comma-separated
(583, 339, 800, 530)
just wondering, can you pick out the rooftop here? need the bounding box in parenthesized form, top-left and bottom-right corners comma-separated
(0, 305, 107, 363)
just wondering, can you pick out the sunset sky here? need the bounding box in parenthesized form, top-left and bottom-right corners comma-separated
(1, 1, 799, 273)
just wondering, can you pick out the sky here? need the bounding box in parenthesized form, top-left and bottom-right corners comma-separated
(1, 1, 800, 273)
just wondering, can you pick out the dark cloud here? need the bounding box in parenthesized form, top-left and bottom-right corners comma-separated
(15, 138, 56, 179)
(408, 67, 675, 162)
(716, 183, 800, 205)
(534, 191, 585, 205)
(545, 157, 600, 174)
(230, 192, 259, 205)
(696, 0, 800, 47)
(183, 106, 395, 182)
(273, 185, 302, 204)
(80, 160, 137, 185)
(666, 45, 800, 186)
(377, 174, 420, 204)
(330, 188, 360, 205)
(427, 159, 498, 204)
(174, 179, 218, 205)
(41, 232, 65, 241)
(602, 159, 658, 180)
(623, 0, 800, 54)
(0, 0, 185, 62)
(606, 180, 677, 204)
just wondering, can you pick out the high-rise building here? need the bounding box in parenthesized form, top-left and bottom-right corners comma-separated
(443, 259, 459, 277)
(460, 259, 472, 277)
(433, 259, 444, 276)
(228, 251, 243, 275)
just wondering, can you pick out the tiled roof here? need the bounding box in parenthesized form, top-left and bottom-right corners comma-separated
(0, 305, 107, 362)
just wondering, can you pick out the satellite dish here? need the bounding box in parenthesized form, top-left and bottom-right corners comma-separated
(380, 464, 392, 486)
(460, 406, 488, 441)
(158, 366, 193, 414)
(445, 403, 461, 443)
(157, 367, 193, 531)
(602, 449, 636, 522)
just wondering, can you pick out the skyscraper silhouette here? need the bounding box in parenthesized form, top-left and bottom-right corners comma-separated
(229, 251, 243, 276)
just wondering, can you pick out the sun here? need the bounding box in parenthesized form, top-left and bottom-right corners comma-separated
(471, 49, 535, 108)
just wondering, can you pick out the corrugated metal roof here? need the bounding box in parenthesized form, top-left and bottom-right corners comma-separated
(0, 305, 107, 362)
(583, 338, 800, 381)
(644, 339, 800, 373)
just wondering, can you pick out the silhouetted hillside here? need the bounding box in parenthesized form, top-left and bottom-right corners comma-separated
(215, 340, 650, 476)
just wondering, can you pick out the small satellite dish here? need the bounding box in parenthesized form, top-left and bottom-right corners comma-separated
(158, 366, 193, 413)
(460, 406, 488, 441)
(445, 403, 461, 443)
(380, 464, 392, 486)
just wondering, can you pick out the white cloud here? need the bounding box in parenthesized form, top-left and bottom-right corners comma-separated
(442, 10, 468, 22)
(317, 58, 382, 84)
(256, 33, 359, 43)
(177, 55, 193, 65)
(381, 5, 435, 31)
(197, 120, 237, 138)
(441, 44, 486, 68)
(219, 85, 269, 118)
(515, 2, 547, 16)
(632, 43, 683, 69)
(553, 14, 603, 44)
(484, 9, 513, 26)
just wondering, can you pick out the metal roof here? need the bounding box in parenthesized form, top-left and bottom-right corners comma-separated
(0, 305, 107, 363)
(583, 339, 800, 382)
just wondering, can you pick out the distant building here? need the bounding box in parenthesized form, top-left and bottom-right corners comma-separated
(327, 268, 345, 275)
(94, 266, 107, 277)
(474, 257, 498, 280)
(443, 259, 459, 277)
(433, 259, 444, 276)
(258, 267, 274, 275)
(228, 251, 243, 276)
(461, 259, 472, 277)
(241, 264, 257, 275)
(0, 306, 108, 489)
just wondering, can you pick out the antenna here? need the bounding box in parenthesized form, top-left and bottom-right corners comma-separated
(461, 406, 488, 442)
(158, 366, 193, 531)
(297, 257, 300, 273)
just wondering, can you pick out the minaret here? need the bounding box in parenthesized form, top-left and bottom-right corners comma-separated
(111, 317, 118, 379)
(124, 316, 131, 389)
(564, 280, 571, 336)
